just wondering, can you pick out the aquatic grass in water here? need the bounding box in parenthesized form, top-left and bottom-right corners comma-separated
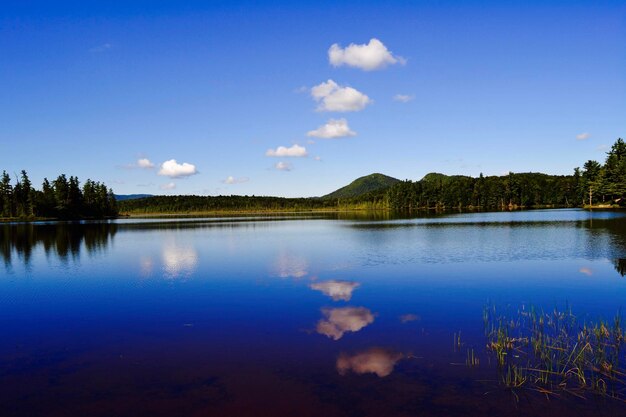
(483, 303, 626, 401)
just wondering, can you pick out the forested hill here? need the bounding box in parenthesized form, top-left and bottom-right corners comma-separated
(322, 173, 400, 199)
(115, 194, 153, 201)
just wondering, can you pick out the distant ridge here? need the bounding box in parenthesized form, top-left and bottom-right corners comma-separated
(115, 194, 153, 201)
(322, 173, 400, 199)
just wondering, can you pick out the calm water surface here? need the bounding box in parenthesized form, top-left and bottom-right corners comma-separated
(1, 209, 626, 416)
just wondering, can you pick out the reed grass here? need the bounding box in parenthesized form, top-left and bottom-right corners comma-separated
(482, 303, 626, 401)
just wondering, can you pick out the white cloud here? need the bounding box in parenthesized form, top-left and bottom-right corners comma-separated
(393, 94, 414, 103)
(266, 144, 308, 157)
(329, 38, 405, 71)
(576, 132, 591, 140)
(314, 156, 322, 161)
(311, 80, 372, 112)
(275, 162, 293, 171)
(137, 158, 155, 169)
(316, 307, 375, 340)
(307, 118, 356, 139)
(337, 348, 404, 377)
(223, 176, 249, 184)
(310, 280, 360, 301)
(158, 159, 198, 178)
(160, 182, 176, 190)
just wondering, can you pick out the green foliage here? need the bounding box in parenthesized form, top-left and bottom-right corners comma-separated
(0, 170, 117, 220)
(387, 138, 626, 210)
(119, 194, 340, 213)
(577, 138, 626, 206)
(322, 173, 400, 199)
(386, 172, 578, 210)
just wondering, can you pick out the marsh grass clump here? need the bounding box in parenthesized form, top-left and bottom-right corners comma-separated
(466, 348, 480, 367)
(483, 303, 626, 401)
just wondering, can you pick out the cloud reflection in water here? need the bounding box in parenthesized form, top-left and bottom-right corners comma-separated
(316, 306, 375, 340)
(310, 280, 360, 301)
(399, 313, 419, 323)
(337, 348, 404, 377)
(273, 252, 308, 278)
(162, 241, 198, 279)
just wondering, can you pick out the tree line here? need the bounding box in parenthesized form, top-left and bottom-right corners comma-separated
(576, 138, 626, 206)
(385, 138, 626, 210)
(0, 170, 118, 219)
(118, 194, 339, 213)
(11, 138, 622, 217)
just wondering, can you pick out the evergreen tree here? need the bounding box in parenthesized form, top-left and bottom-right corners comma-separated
(603, 138, 626, 202)
(0, 171, 12, 217)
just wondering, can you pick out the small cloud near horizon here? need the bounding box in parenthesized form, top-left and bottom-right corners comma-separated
(329, 38, 405, 71)
(158, 159, 198, 178)
(576, 132, 591, 141)
(119, 157, 155, 170)
(160, 182, 176, 190)
(223, 176, 249, 184)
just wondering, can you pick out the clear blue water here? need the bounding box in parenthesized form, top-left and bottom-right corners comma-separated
(1, 209, 626, 416)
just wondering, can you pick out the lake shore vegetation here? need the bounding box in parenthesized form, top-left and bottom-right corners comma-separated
(0, 171, 117, 220)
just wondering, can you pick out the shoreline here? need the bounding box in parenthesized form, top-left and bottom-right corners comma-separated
(2, 205, 624, 223)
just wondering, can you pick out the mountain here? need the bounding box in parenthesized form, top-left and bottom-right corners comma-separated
(322, 173, 400, 199)
(114, 194, 153, 201)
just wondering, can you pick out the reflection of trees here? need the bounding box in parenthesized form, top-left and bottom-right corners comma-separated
(0, 222, 117, 268)
(615, 259, 626, 277)
(582, 216, 626, 277)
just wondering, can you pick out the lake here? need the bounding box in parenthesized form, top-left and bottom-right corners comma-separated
(1, 209, 626, 417)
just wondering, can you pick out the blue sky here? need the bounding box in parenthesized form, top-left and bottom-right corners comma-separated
(1, 1, 624, 197)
